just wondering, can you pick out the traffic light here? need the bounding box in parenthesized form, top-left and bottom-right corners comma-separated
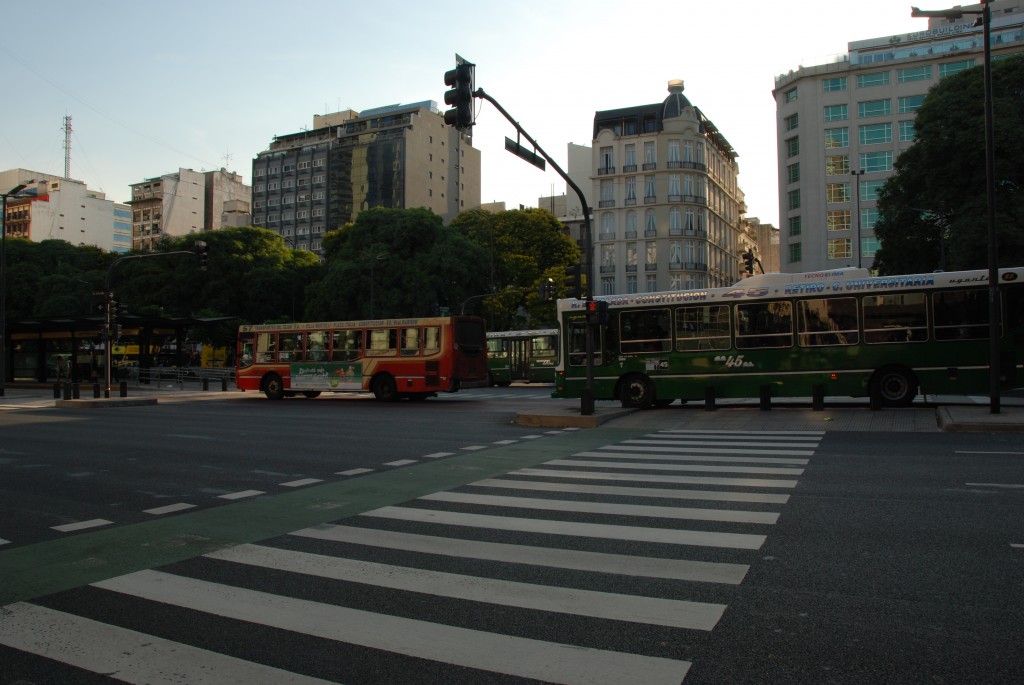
(443, 58, 475, 130)
(563, 264, 582, 299)
(539, 277, 555, 301)
(194, 240, 209, 270)
(741, 251, 755, 275)
(585, 299, 610, 325)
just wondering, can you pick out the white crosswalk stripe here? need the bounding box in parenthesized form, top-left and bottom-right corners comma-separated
(1, 429, 821, 683)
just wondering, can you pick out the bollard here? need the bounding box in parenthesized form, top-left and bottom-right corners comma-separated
(704, 386, 716, 411)
(221, 377, 228, 392)
(93, 383, 101, 399)
(53, 383, 61, 399)
(759, 385, 772, 411)
(72, 383, 80, 400)
(119, 381, 128, 398)
(202, 377, 209, 391)
(812, 385, 825, 411)
(869, 383, 883, 410)
(62, 382, 72, 400)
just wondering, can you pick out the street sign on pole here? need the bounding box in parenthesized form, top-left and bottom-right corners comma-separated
(504, 137, 546, 170)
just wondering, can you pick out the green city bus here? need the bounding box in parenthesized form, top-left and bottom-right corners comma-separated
(486, 329, 559, 386)
(553, 266, 1024, 408)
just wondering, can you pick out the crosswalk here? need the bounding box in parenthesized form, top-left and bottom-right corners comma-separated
(0, 429, 823, 684)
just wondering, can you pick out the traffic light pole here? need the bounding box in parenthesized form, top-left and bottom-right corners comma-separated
(473, 88, 595, 415)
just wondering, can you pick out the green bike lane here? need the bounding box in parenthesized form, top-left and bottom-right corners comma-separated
(0, 425, 651, 606)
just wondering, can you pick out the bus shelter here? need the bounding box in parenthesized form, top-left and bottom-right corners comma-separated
(4, 314, 236, 385)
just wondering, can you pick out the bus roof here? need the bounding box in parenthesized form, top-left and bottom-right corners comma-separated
(238, 316, 478, 333)
(557, 266, 1024, 312)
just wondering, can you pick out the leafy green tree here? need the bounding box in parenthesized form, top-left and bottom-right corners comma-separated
(451, 207, 579, 329)
(873, 54, 1024, 274)
(304, 207, 488, 320)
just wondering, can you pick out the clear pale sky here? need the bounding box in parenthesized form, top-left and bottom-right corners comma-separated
(1, 0, 933, 228)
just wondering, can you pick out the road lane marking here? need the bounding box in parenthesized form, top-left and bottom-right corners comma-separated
(280, 478, 324, 488)
(292, 524, 749, 584)
(422, 452, 455, 459)
(335, 468, 373, 476)
(420, 491, 780, 525)
(208, 543, 727, 631)
(362, 506, 767, 550)
(0, 602, 334, 685)
(51, 519, 113, 533)
(582, 449, 809, 465)
(548, 458, 804, 476)
(964, 482, 1024, 489)
(217, 490, 264, 500)
(143, 503, 197, 515)
(93, 570, 692, 685)
(382, 460, 417, 467)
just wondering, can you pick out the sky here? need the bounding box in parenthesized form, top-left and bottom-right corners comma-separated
(1, 0, 933, 228)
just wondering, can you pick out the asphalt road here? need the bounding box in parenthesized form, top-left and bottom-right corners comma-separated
(1, 387, 1022, 684)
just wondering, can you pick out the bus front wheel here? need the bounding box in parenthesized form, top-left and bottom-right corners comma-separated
(372, 374, 399, 402)
(263, 374, 285, 400)
(871, 366, 918, 407)
(619, 374, 655, 409)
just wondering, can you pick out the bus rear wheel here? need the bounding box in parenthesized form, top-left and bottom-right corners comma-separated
(619, 374, 655, 409)
(372, 374, 399, 402)
(263, 373, 285, 400)
(871, 366, 918, 407)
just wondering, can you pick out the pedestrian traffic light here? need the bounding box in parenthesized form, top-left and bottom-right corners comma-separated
(443, 58, 475, 130)
(585, 299, 610, 325)
(194, 240, 209, 270)
(563, 264, 582, 299)
(742, 251, 755, 275)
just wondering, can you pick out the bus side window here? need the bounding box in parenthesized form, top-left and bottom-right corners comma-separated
(401, 327, 420, 356)
(308, 331, 328, 361)
(423, 327, 441, 355)
(332, 329, 362, 361)
(863, 293, 928, 344)
(256, 333, 276, 362)
(367, 328, 397, 356)
(735, 302, 793, 349)
(279, 332, 305, 361)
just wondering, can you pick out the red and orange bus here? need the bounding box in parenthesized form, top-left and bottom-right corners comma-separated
(236, 316, 487, 401)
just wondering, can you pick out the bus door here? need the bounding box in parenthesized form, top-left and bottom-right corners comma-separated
(509, 338, 530, 381)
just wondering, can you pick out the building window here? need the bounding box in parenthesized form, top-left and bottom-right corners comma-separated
(898, 95, 926, 113)
(600, 179, 614, 207)
(825, 155, 850, 176)
(626, 210, 637, 237)
(784, 87, 798, 102)
(861, 207, 880, 230)
(824, 104, 848, 122)
(644, 175, 656, 201)
(625, 176, 636, 203)
(788, 215, 802, 237)
(860, 151, 893, 173)
(899, 120, 916, 142)
(898, 65, 932, 83)
(667, 139, 680, 163)
(600, 212, 616, 240)
(824, 127, 849, 149)
(784, 113, 799, 131)
(599, 146, 614, 173)
(785, 136, 800, 158)
(827, 238, 852, 259)
(861, 236, 881, 259)
(668, 174, 681, 199)
(788, 242, 802, 263)
(788, 189, 801, 210)
(643, 142, 656, 168)
(645, 210, 656, 236)
(939, 60, 976, 78)
(787, 162, 800, 184)
(861, 180, 884, 202)
(859, 123, 892, 145)
(827, 210, 851, 231)
(826, 183, 851, 203)
(624, 143, 636, 170)
(669, 207, 681, 233)
(858, 99, 891, 118)
(857, 71, 891, 88)
(822, 77, 847, 92)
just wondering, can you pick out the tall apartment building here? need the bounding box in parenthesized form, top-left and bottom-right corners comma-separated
(590, 81, 746, 295)
(251, 101, 480, 258)
(129, 168, 251, 251)
(0, 169, 132, 253)
(774, 0, 1023, 273)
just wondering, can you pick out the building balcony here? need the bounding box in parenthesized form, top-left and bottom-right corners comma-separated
(598, 232, 616, 241)
(669, 227, 682, 236)
(683, 195, 707, 205)
(624, 197, 636, 206)
(645, 229, 657, 237)
(624, 230, 637, 238)
(622, 164, 638, 173)
(642, 162, 657, 171)
(643, 195, 657, 204)
(598, 200, 615, 208)
(599, 265, 616, 273)
(626, 264, 637, 272)
(645, 263, 658, 271)
(668, 194, 682, 202)
(597, 167, 616, 176)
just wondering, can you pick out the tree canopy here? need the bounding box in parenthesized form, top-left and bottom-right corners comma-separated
(873, 54, 1024, 274)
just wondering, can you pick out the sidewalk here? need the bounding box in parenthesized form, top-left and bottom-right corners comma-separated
(3, 383, 1023, 432)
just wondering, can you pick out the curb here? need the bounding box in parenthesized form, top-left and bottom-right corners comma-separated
(515, 407, 637, 429)
(54, 398, 159, 409)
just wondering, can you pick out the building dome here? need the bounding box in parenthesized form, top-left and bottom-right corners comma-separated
(663, 79, 692, 119)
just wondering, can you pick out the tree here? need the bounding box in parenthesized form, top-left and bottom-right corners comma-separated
(451, 207, 580, 329)
(873, 54, 1024, 274)
(303, 207, 489, 321)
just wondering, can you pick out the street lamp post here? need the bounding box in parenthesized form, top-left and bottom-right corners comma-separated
(911, 1, 1000, 413)
(851, 169, 864, 268)
(1, 181, 34, 397)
